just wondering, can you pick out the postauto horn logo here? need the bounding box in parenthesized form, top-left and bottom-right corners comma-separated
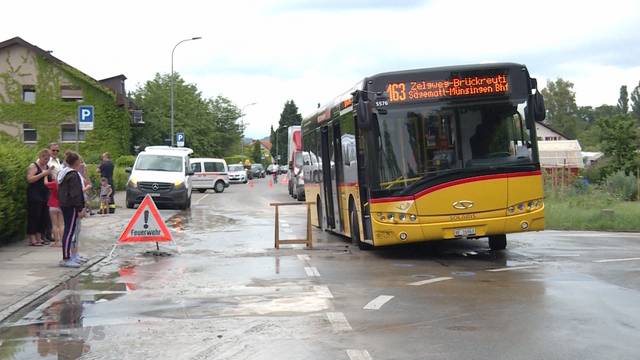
(452, 200, 474, 210)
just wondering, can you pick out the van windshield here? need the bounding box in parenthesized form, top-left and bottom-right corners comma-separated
(135, 154, 183, 172)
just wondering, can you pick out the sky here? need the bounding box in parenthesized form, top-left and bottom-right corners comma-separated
(3, 0, 640, 139)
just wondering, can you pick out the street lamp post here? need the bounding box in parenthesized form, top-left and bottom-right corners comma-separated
(239, 102, 257, 155)
(170, 36, 202, 147)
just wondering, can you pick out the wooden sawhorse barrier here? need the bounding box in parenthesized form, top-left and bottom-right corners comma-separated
(270, 202, 315, 249)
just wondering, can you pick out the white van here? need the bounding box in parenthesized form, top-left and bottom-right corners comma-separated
(125, 146, 194, 209)
(190, 158, 230, 193)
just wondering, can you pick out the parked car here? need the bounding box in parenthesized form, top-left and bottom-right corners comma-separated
(278, 165, 288, 174)
(228, 164, 247, 184)
(190, 158, 229, 193)
(250, 164, 266, 178)
(126, 146, 194, 209)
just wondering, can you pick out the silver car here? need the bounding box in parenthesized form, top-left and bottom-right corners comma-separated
(227, 164, 247, 184)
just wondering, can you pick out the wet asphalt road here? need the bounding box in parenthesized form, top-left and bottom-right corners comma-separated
(1, 177, 640, 359)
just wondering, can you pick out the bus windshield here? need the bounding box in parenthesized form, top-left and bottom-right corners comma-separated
(373, 99, 535, 193)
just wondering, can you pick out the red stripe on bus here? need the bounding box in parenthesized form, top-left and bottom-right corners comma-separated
(370, 170, 541, 204)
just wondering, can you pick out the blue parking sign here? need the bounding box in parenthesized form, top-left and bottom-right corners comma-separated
(78, 105, 94, 130)
(176, 132, 185, 147)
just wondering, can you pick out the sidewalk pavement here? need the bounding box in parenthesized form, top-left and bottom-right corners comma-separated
(0, 191, 144, 322)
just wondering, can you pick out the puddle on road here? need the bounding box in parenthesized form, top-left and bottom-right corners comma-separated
(0, 249, 326, 359)
(0, 275, 126, 360)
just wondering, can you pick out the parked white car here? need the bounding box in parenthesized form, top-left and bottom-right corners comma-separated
(227, 164, 247, 184)
(190, 158, 229, 193)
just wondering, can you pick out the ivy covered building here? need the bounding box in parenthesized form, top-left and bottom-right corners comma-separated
(0, 37, 133, 160)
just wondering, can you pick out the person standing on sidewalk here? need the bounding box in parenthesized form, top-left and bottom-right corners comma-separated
(57, 151, 85, 268)
(97, 152, 115, 213)
(26, 149, 51, 246)
(42, 142, 61, 244)
(44, 174, 63, 247)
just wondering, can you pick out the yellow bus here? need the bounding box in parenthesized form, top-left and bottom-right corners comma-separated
(301, 63, 546, 250)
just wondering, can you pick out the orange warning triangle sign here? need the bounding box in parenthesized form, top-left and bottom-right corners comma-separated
(118, 195, 172, 242)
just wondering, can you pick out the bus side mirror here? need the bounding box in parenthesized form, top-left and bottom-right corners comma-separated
(353, 90, 371, 129)
(533, 91, 546, 122)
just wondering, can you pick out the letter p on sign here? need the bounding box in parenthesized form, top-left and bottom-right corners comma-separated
(78, 105, 94, 131)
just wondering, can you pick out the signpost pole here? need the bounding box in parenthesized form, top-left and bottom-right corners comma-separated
(75, 114, 79, 152)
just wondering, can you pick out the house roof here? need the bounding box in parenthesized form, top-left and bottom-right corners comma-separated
(100, 74, 127, 82)
(537, 122, 572, 140)
(0, 36, 114, 97)
(260, 140, 272, 151)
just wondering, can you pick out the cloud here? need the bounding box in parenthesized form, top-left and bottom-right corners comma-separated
(3, 0, 640, 140)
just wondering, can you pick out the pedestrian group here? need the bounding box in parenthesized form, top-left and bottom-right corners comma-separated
(25, 143, 114, 268)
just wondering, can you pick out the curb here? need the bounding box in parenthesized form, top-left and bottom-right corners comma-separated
(0, 255, 106, 324)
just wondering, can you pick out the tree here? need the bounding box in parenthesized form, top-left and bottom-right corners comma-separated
(597, 114, 638, 175)
(630, 81, 640, 123)
(540, 78, 579, 138)
(251, 140, 262, 164)
(269, 125, 276, 158)
(131, 73, 242, 157)
(274, 100, 302, 163)
(618, 85, 629, 114)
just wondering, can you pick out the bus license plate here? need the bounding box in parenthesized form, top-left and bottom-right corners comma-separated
(149, 193, 160, 197)
(454, 227, 476, 237)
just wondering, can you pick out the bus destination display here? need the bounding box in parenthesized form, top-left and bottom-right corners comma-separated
(386, 74, 509, 103)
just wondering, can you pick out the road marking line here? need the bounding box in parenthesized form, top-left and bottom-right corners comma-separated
(314, 285, 333, 298)
(487, 265, 537, 272)
(305, 267, 320, 277)
(195, 194, 209, 205)
(408, 276, 453, 286)
(346, 349, 372, 360)
(327, 312, 353, 331)
(297, 254, 310, 261)
(550, 254, 581, 257)
(363, 295, 394, 310)
(594, 257, 640, 263)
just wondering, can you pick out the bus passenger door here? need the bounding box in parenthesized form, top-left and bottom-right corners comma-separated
(320, 126, 335, 229)
(332, 124, 344, 233)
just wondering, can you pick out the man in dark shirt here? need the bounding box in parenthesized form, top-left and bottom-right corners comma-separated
(97, 152, 115, 213)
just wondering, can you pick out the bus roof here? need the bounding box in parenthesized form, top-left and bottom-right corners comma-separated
(303, 62, 531, 127)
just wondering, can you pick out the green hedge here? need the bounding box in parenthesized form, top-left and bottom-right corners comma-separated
(0, 134, 37, 244)
(115, 155, 136, 168)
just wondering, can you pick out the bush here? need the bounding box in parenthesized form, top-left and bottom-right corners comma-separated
(584, 158, 610, 184)
(113, 167, 128, 191)
(605, 171, 638, 201)
(115, 155, 136, 168)
(0, 134, 37, 244)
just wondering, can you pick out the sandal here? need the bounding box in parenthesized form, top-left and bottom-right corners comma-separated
(29, 242, 44, 246)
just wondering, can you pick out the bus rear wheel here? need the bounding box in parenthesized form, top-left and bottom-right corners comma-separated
(488, 234, 507, 250)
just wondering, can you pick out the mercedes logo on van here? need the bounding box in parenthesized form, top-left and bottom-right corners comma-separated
(452, 200, 474, 210)
(152, 183, 159, 191)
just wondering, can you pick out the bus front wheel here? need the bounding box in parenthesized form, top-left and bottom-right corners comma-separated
(350, 204, 371, 250)
(488, 234, 507, 250)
